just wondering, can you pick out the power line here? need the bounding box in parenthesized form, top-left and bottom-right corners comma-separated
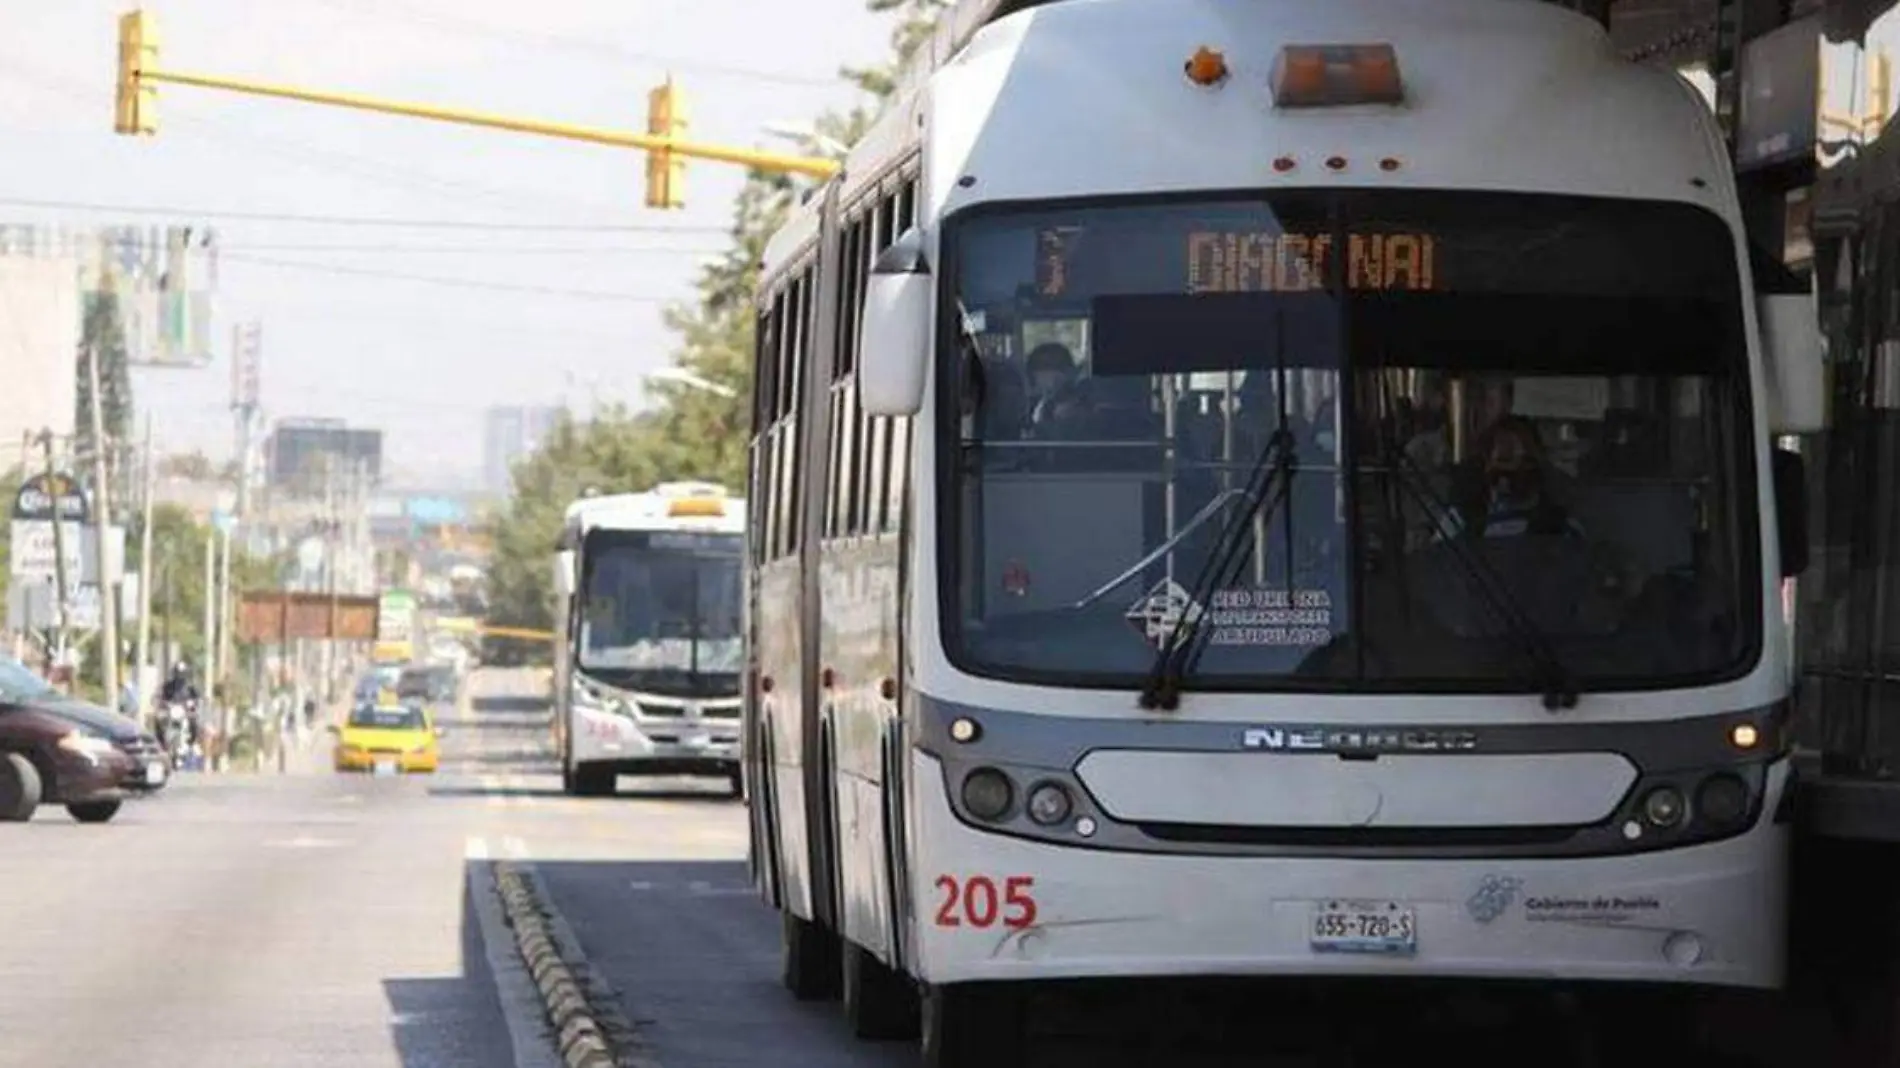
(0, 195, 730, 234)
(306, 0, 844, 89)
(218, 252, 683, 302)
(210, 241, 723, 254)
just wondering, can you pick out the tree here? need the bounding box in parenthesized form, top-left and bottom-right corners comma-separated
(60, 503, 282, 704)
(483, 406, 666, 645)
(76, 292, 134, 463)
(480, 0, 950, 637)
(0, 464, 20, 610)
(157, 451, 219, 481)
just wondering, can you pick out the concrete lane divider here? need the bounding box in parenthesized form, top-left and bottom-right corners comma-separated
(493, 860, 656, 1068)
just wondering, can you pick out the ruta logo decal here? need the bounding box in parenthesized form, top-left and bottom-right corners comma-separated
(1124, 578, 1203, 648)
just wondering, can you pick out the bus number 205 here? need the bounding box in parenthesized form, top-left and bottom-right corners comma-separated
(933, 874, 1038, 929)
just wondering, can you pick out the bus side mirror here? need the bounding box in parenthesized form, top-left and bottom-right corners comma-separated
(552, 550, 576, 597)
(859, 227, 931, 418)
(1771, 446, 1809, 578)
(1760, 293, 1827, 434)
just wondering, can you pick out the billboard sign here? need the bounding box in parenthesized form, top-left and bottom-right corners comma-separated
(236, 590, 380, 643)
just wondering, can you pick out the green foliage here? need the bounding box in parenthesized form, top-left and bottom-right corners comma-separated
(481, 0, 946, 633)
(76, 293, 133, 461)
(54, 503, 280, 699)
(0, 464, 19, 609)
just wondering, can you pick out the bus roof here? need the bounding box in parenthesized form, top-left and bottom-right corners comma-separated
(562, 483, 746, 538)
(764, 0, 1732, 277)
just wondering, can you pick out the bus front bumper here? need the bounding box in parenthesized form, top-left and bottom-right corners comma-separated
(909, 752, 1790, 990)
(571, 708, 739, 774)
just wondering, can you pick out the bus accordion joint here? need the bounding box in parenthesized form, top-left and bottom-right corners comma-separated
(1269, 43, 1405, 109)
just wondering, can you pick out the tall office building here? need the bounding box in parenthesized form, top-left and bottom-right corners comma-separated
(483, 406, 562, 497)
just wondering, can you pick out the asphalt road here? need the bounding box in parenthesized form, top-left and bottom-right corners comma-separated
(0, 669, 573, 1068)
(0, 669, 1730, 1068)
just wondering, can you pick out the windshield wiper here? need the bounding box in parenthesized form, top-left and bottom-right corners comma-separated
(1382, 444, 1579, 710)
(1138, 425, 1299, 712)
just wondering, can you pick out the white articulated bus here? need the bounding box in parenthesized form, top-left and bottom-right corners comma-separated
(742, 0, 1825, 1062)
(552, 482, 746, 798)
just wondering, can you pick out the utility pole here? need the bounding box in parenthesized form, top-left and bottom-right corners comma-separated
(216, 520, 232, 761)
(86, 336, 121, 711)
(133, 416, 155, 727)
(321, 453, 337, 704)
(38, 431, 71, 668)
(201, 526, 215, 706)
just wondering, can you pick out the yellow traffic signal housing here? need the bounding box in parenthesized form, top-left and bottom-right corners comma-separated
(644, 77, 686, 209)
(114, 9, 159, 135)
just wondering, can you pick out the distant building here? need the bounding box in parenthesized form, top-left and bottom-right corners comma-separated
(0, 255, 79, 463)
(483, 406, 562, 497)
(264, 418, 383, 497)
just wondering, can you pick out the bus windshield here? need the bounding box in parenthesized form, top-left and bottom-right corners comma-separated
(943, 190, 1757, 692)
(577, 529, 743, 696)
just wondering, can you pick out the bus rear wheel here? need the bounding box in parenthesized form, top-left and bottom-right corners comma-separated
(920, 982, 1022, 1068)
(842, 941, 917, 1040)
(781, 910, 840, 1001)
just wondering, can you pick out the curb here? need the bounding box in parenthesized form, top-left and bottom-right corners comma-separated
(493, 861, 656, 1068)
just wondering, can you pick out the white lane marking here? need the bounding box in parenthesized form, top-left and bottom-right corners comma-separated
(263, 835, 348, 849)
(629, 879, 752, 897)
(466, 843, 563, 1068)
(465, 836, 490, 860)
(500, 835, 529, 860)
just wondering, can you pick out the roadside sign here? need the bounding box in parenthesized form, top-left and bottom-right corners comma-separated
(7, 522, 123, 583)
(11, 471, 92, 524)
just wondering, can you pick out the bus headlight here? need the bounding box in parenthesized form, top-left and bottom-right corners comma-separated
(960, 768, 1013, 822)
(1695, 773, 1749, 827)
(1641, 786, 1686, 828)
(1026, 782, 1072, 826)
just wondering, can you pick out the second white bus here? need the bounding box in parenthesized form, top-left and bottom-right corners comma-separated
(553, 482, 747, 797)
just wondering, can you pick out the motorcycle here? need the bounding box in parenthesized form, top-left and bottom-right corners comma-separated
(160, 701, 199, 771)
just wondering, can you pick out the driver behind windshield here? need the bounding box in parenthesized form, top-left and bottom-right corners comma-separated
(1437, 416, 1584, 541)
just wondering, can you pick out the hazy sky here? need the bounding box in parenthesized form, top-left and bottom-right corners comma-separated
(0, 0, 894, 486)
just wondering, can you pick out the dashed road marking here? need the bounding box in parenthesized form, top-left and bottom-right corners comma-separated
(263, 835, 348, 849)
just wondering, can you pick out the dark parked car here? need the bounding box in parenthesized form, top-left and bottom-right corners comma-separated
(0, 659, 168, 823)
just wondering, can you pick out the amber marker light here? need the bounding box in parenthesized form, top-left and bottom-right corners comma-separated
(1185, 46, 1229, 87)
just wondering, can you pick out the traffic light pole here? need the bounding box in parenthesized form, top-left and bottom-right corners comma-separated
(117, 19, 839, 190)
(133, 68, 836, 178)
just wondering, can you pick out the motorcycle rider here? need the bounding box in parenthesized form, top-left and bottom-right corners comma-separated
(157, 661, 200, 757)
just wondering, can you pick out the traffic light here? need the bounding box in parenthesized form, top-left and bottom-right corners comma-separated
(644, 77, 686, 209)
(114, 9, 158, 135)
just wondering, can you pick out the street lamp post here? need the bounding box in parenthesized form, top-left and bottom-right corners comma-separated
(646, 366, 737, 399)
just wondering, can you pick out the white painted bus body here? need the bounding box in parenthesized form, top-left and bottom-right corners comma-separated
(746, 0, 1802, 1018)
(553, 485, 747, 796)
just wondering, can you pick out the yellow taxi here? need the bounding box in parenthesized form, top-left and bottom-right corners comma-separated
(331, 699, 441, 775)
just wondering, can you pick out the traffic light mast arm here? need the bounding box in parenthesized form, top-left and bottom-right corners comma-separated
(134, 67, 838, 179)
